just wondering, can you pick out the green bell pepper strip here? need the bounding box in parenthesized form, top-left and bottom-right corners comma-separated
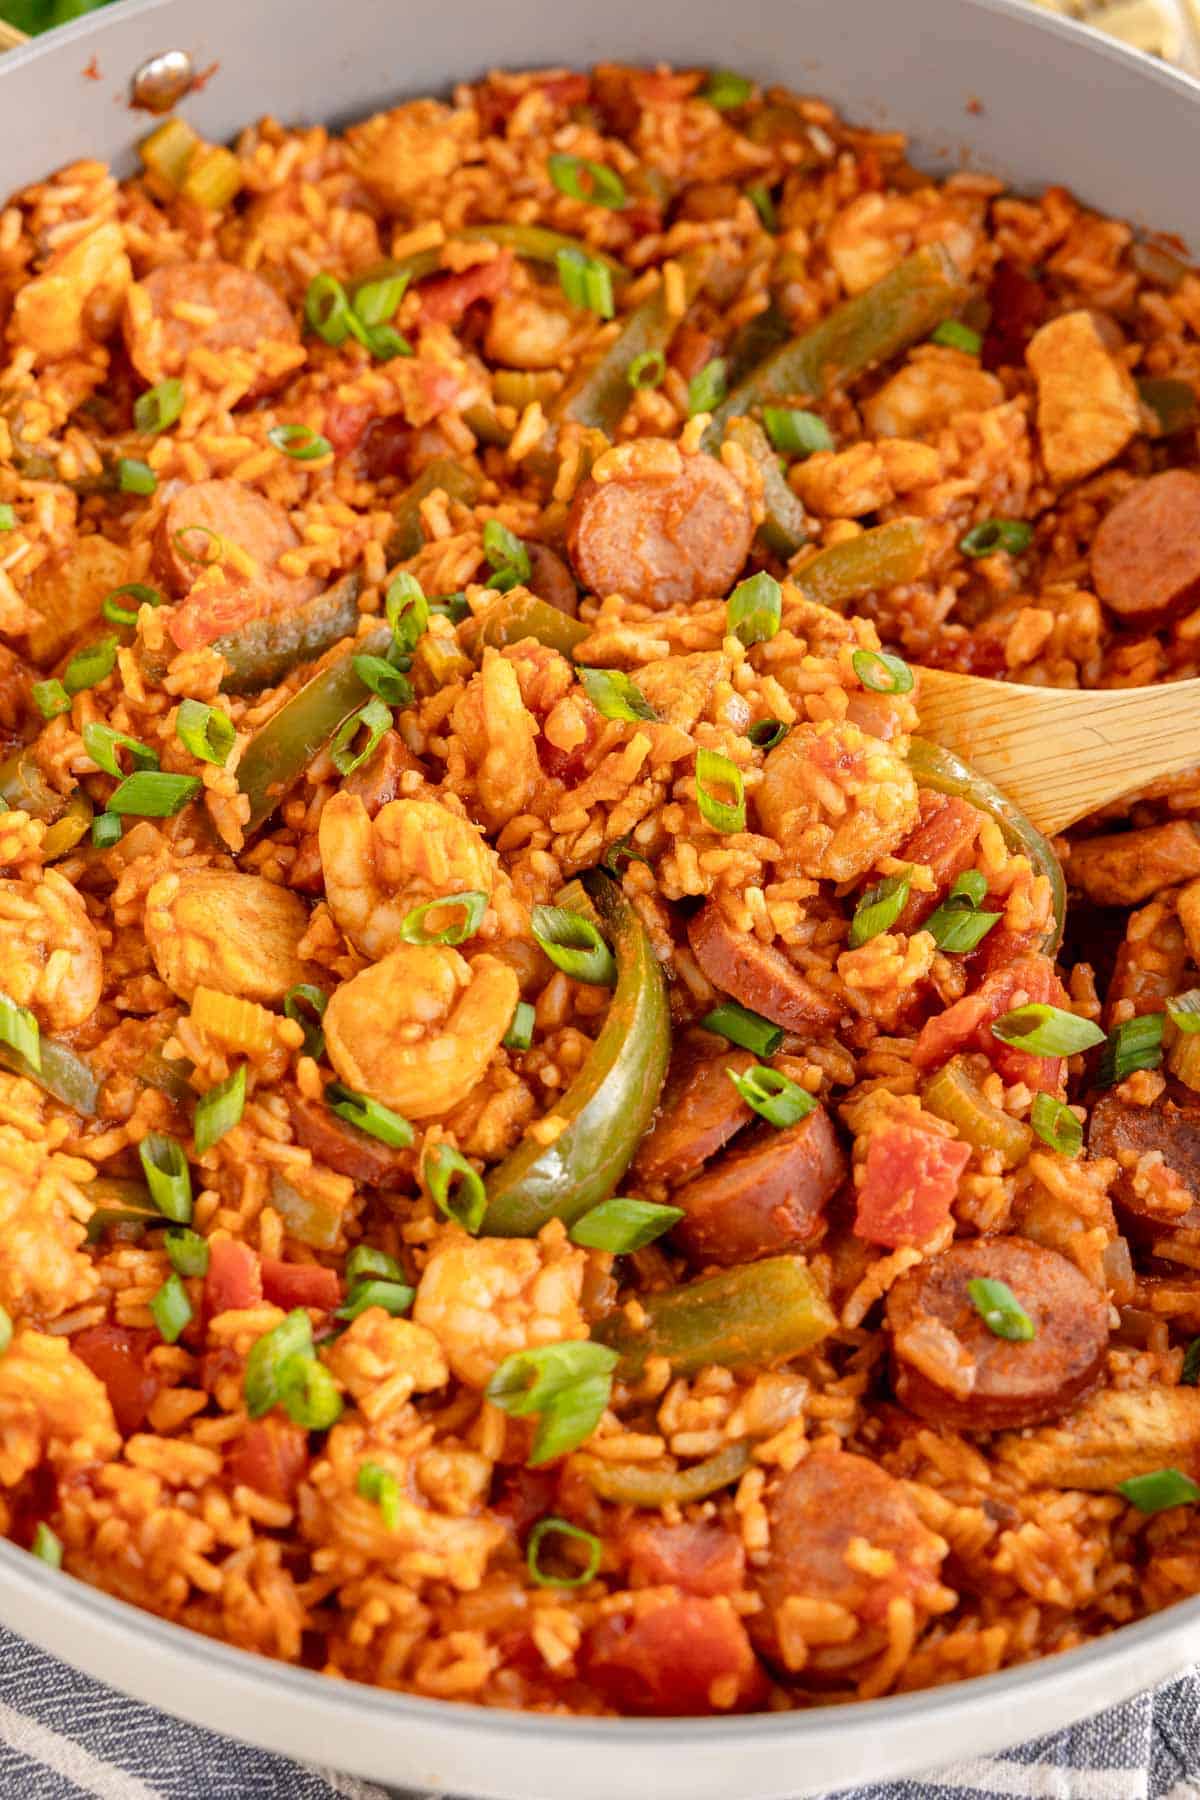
(386, 459, 482, 563)
(465, 590, 589, 659)
(0, 749, 65, 821)
(483, 871, 670, 1236)
(907, 737, 1066, 954)
(724, 298, 791, 390)
(576, 1440, 751, 1506)
(593, 1254, 837, 1380)
(702, 244, 969, 450)
(793, 518, 928, 610)
(350, 223, 628, 306)
(1138, 376, 1198, 438)
(0, 1036, 100, 1115)
(238, 623, 391, 832)
(213, 574, 363, 695)
(725, 416, 807, 558)
(84, 1178, 164, 1243)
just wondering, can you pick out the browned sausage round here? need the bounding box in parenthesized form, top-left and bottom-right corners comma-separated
(155, 479, 309, 599)
(753, 1450, 949, 1675)
(1091, 470, 1200, 618)
(566, 444, 754, 610)
(631, 1039, 755, 1189)
(688, 900, 843, 1032)
(123, 260, 299, 394)
(671, 1105, 846, 1266)
(1089, 1092, 1200, 1246)
(885, 1237, 1109, 1432)
(288, 1093, 413, 1188)
(524, 542, 579, 617)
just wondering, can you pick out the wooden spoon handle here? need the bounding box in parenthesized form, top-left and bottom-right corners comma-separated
(917, 669, 1200, 835)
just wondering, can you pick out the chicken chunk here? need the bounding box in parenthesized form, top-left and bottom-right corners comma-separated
(997, 1387, 1200, 1491)
(144, 869, 311, 1004)
(1026, 310, 1140, 486)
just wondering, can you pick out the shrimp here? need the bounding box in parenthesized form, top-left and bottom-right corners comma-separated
(450, 650, 540, 831)
(319, 792, 496, 960)
(484, 290, 575, 370)
(826, 191, 983, 296)
(863, 347, 1004, 440)
(413, 1230, 588, 1388)
(10, 221, 131, 361)
(144, 869, 310, 1004)
(324, 943, 519, 1119)
(0, 872, 102, 1031)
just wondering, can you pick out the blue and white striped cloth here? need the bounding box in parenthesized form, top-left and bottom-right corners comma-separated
(2, 1624, 1199, 1800)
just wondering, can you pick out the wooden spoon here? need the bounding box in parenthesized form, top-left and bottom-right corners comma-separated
(916, 667, 1200, 836)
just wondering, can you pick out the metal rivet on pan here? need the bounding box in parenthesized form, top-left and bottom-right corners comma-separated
(131, 49, 194, 113)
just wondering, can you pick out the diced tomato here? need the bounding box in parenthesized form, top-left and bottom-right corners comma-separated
(417, 248, 513, 326)
(854, 1123, 971, 1248)
(973, 919, 1046, 977)
(362, 413, 412, 481)
(227, 1417, 309, 1503)
(982, 259, 1048, 371)
(204, 1239, 262, 1318)
(913, 953, 1067, 1091)
(168, 582, 266, 652)
(491, 1465, 561, 1537)
(72, 1324, 161, 1436)
(669, 325, 721, 382)
(625, 1521, 745, 1597)
(893, 794, 982, 934)
(260, 1257, 341, 1313)
(324, 398, 374, 455)
(583, 1598, 766, 1716)
(199, 1343, 241, 1396)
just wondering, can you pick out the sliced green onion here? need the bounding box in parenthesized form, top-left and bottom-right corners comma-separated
(746, 182, 776, 231)
(385, 570, 430, 654)
(926, 901, 1000, 953)
(487, 1340, 618, 1417)
(0, 504, 16, 531)
(165, 1227, 210, 1278)
(268, 423, 332, 462)
(0, 1305, 11, 1355)
(175, 698, 235, 766)
(556, 247, 615, 319)
(334, 1277, 415, 1322)
(1182, 1338, 1200, 1386)
(330, 695, 391, 776)
(527, 1516, 602, 1587)
(762, 406, 833, 457)
(967, 1275, 1035, 1341)
(482, 519, 532, 592)
(991, 1004, 1105, 1058)
(503, 1001, 535, 1051)
(101, 583, 164, 627)
(748, 718, 789, 751)
(627, 348, 666, 390)
(694, 747, 745, 834)
(108, 771, 200, 817)
(702, 68, 752, 108)
(305, 272, 354, 346)
(194, 1064, 246, 1154)
(284, 983, 327, 1060)
(687, 357, 727, 417)
(700, 999, 783, 1057)
(0, 992, 40, 1072)
(31, 1523, 62, 1568)
(569, 1197, 684, 1252)
(529, 1372, 611, 1464)
(950, 870, 988, 908)
(577, 666, 659, 722)
(960, 518, 1033, 558)
(727, 1062, 816, 1129)
(1096, 1012, 1165, 1086)
(399, 890, 488, 947)
(346, 1245, 404, 1284)
(31, 679, 70, 720)
(548, 153, 627, 210)
(1167, 990, 1200, 1034)
(139, 1131, 193, 1223)
(150, 1271, 193, 1344)
(245, 1309, 313, 1417)
(849, 870, 912, 948)
(364, 323, 412, 362)
(1030, 1092, 1083, 1157)
(117, 457, 157, 496)
(64, 636, 118, 695)
(429, 591, 470, 624)
(357, 1460, 402, 1529)
(601, 833, 651, 875)
(133, 378, 185, 435)
(278, 1351, 343, 1429)
(931, 319, 982, 354)
(352, 653, 413, 707)
(852, 648, 913, 694)
(727, 571, 782, 648)
(353, 271, 411, 327)
(82, 721, 158, 778)
(1117, 1468, 1200, 1513)
(424, 1141, 486, 1235)
(530, 904, 617, 986)
(326, 1082, 413, 1148)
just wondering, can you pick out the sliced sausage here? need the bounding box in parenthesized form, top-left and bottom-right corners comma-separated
(123, 260, 298, 394)
(155, 479, 307, 599)
(672, 1107, 845, 1266)
(566, 444, 754, 610)
(753, 1450, 948, 1675)
(583, 1597, 765, 1715)
(624, 1519, 745, 1597)
(289, 1092, 414, 1187)
(1068, 822, 1200, 909)
(524, 542, 579, 618)
(1091, 470, 1200, 618)
(885, 1237, 1109, 1432)
(631, 1039, 755, 1188)
(892, 794, 982, 934)
(688, 900, 844, 1033)
(1088, 1092, 1200, 1246)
